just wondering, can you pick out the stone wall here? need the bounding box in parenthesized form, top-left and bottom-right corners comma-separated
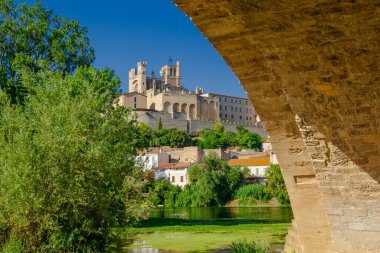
(172, 0, 380, 252)
(135, 110, 267, 137)
(188, 119, 267, 137)
(135, 111, 188, 130)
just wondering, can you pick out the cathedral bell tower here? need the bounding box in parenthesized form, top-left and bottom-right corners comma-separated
(129, 61, 147, 94)
(159, 60, 181, 87)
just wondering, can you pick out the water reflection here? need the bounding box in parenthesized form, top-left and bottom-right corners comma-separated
(149, 206, 293, 222)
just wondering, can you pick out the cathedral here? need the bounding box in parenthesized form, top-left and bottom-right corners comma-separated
(119, 60, 258, 126)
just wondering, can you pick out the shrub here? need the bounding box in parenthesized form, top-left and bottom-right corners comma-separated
(173, 153, 248, 207)
(0, 67, 148, 252)
(234, 184, 273, 205)
(265, 164, 290, 206)
(230, 239, 269, 253)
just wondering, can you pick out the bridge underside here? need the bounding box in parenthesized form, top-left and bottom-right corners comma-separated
(172, 1, 380, 252)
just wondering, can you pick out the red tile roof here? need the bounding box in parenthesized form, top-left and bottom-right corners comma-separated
(228, 157, 270, 167)
(155, 162, 191, 170)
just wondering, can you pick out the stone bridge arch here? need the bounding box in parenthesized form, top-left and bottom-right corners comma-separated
(173, 1, 380, 252)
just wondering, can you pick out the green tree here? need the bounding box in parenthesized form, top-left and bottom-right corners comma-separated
(236, 126, 262, 150)
(0, 67, 148, 252)
(177, 152, 247, 207)
(151, 128, 192, 148)
(214, 122, 225, 133)
(0, 0, 95, 103)
(265, 164, 290, 206)
(137, 122, 153, 149)
(157, 118, 163, 130)
(196, 123, 263, 150)
(238, 131, 262, 150)
(147, 179, 181, 207)
(196, 128, 226, 149)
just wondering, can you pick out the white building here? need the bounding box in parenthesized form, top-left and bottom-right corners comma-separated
(227, 156, 271, 177)
(136, 148, 170, 171)
(154, 162, 191, 187)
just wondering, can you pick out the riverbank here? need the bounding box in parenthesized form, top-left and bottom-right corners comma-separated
(226, 199, 280, 207)
(127, 207, 293, 252)
(131, 220, 290, 252)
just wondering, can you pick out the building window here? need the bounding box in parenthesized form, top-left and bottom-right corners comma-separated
(250, 117, 252, 121)
(246, 108, 249, 113)
(245, 101, 248, 105)
(230, 106, 233, 111)
(220, 113, 222, 118)
(225, 114, 228, 118)
(219, 105, 222, 110)
(225, 106, 228, 110)
(219, 97, 222, 101)
(172, 176, 175, 182)
(134, 97, 137, 102)
(246, 116, 248, 120)
(240, 116, 242, 120)
(239, 108, 242, 112)
(235, 107, 238, 112)
(225, 97, 227, 102)
(231, 115, 234, 119)
(180, 176, 184, 182)
(235, 99, 238, 103)
(256, 168, 259, 175)
(239, 100, 242, 104)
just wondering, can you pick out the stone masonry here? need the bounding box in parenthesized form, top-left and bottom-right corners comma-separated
(172, 1, 380, 252)
(135, 110, 268, 137)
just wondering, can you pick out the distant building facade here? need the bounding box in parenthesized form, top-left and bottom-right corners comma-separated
(202, 93, 257, 124)
(118, 61, 260, 127)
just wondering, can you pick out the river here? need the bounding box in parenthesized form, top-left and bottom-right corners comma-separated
(128, 206, 293, 253)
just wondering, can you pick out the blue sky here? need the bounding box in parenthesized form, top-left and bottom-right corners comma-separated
(16, 0, 246, 97)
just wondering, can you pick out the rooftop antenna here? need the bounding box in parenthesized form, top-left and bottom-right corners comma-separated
(168, 56, 173, 65)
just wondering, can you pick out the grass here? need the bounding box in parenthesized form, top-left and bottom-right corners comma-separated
(127, 218, 290, 252)
(230, 239, 269, 253)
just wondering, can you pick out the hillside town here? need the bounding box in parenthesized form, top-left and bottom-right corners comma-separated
(117, 61, 267, 136)
(136, 142, 278, 187)
(117, 60, 278, 187)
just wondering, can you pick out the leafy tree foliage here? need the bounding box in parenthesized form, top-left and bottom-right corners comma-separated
(157, 118, 163, 130)
(0, 67, 148, 252)
(265, 164, 290, 206)
(236, 125, 262, 150)
(196, 124, 262, 150)
(152, 128, 192, 148)
(0, 0, 95, 103)
(136, 123, 153, 149)
(136, 124, 193, 148)
(147, 179, 181, 206)
(160, 153, 248, 207)
(234, 184, 273, 205)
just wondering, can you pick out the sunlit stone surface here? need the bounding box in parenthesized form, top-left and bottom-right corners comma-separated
(172, 1, 380, 252)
